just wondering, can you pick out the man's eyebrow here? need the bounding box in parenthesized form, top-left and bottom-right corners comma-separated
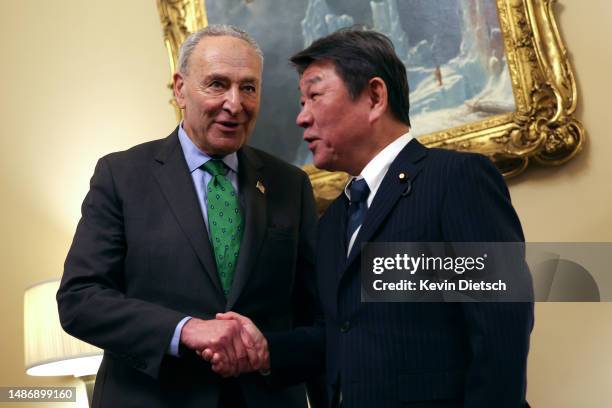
(240, 76, 260, 84)
(304, 76, 322, 86)
(201, 74, 260, 86)
(202, 73, 229, 83)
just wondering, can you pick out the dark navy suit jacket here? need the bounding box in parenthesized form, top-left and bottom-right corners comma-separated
(57, 128, 323, 407)
(315, 139, 533, 408)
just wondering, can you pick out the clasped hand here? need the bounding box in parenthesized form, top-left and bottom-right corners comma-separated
(180, 312, 269, 377)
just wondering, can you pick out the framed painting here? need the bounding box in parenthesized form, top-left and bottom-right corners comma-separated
(157, 0, 584, 212)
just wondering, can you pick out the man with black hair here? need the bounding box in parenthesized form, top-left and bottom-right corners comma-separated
(289, 28, 533, 408)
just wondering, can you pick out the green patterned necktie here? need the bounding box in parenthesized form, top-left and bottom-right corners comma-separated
(202, 159, 244, 296)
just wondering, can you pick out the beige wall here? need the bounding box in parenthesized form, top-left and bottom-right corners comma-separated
(0, 1, 609, 407)
(510, 2, 612, 407)
(0, 1, 175, 407)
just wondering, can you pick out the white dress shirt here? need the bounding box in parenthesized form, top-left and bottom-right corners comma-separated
(345, 132, 413, 255)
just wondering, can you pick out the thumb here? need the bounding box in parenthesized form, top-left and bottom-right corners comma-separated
(216, 312, 233, 320)
(217, 311, 248, 325)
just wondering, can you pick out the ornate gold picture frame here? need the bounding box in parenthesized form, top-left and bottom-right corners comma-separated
(157, 0, 584, 212)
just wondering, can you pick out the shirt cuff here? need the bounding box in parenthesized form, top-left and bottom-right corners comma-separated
(167, 316, 192, 357)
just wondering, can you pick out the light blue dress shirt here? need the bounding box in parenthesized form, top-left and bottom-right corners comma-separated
(167, 125, 240, 356)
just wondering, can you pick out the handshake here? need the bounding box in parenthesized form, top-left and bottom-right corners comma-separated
(179, 311, 270, 378)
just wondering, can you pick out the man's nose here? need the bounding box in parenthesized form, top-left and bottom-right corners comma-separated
(296, 107, 312, 128)
(223, 86, 243, 115)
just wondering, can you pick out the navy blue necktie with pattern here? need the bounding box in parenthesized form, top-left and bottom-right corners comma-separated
(346, 178, 370, 254)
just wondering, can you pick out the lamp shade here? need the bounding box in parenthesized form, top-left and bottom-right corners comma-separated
(24, 279, 102, 377)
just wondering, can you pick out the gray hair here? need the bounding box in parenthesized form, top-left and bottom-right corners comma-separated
(177, 24, 264, 74)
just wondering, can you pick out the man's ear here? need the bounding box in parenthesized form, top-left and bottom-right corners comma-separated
(367, 77, 388, 124)
(173, 72, 186, 109)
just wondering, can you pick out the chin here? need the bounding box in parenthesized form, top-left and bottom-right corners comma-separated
(209, 140, 245, 156)
(312, 157, 335, 172)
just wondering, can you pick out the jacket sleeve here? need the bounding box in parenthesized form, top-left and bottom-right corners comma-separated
(265, 171, 326, 385)
(441, 153, 534, 408)
(57, 156, 186, 379)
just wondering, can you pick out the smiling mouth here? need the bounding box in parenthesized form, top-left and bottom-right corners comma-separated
(215, 121, 241, 131)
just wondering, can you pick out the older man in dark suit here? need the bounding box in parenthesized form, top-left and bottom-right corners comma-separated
(286, 28, 533, 408)
(57, 25, 323, 408)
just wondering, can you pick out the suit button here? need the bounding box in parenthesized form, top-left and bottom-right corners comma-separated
(340, 321, 350, 333)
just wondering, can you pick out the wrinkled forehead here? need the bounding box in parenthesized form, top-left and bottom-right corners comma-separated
(188, 36, 263, 76)
(298, 59, 341, 90)
(300, 72, 323, 88)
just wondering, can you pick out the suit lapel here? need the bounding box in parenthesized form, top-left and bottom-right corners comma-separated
(152, 129, 225, 298)
(337, 195, 349, 261)
(327, 197, 349, 314)
(343, 139, 428, 273)
(226, 146, 266, 309)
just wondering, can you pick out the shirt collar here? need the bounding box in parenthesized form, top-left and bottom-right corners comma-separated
(178, 123, 239, 174)
(344, 131, 413, 206)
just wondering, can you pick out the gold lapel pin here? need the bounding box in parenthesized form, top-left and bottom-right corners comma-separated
(256, 180, 266, 194)
(398, 172, 408, 182)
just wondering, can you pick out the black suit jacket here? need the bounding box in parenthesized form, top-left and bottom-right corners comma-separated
(315, 139, 533, 408)
(57, 128, 323, 407)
